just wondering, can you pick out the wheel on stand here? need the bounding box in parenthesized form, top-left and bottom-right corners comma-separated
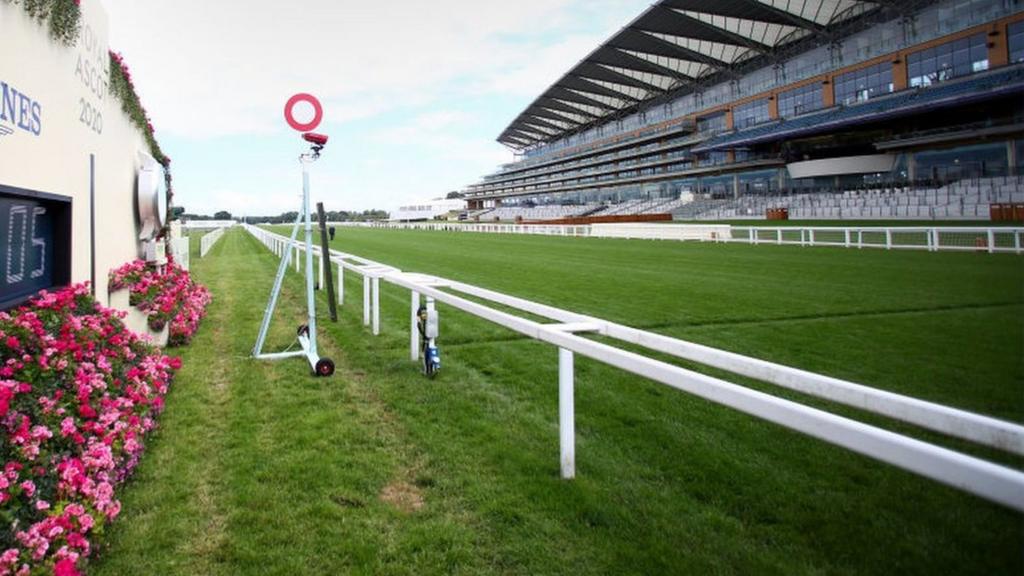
(422, 344, 438, 378)
(315, 357, 335, 377)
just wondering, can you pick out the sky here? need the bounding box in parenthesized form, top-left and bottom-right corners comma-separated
(98, 0, 649, 217)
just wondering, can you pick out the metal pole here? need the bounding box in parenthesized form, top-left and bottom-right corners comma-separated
(303, 162, 318, 355)
(316, 202, 337, 321)
(411, 291, 421, 361)
(559, 347, 575, 479)
(253, 207, 305, 356)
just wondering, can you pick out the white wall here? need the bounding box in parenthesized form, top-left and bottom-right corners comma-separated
(0, 0, 156, 303)
(787, 155, 896, 179)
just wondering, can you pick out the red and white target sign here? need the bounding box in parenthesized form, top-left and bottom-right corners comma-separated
(283, 93, 323, 132)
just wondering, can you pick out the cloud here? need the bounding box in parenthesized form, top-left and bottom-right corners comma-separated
(100, 0, 635, 139)
(97, 0, 649, 215)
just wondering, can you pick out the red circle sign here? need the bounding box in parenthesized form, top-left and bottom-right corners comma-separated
(284, 93, 323, 132)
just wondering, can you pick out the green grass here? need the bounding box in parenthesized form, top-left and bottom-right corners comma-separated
(91, 227, 1024, 575)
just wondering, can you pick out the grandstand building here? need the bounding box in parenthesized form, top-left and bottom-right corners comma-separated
(463, 0, 1024, 222)
(390, 198, 467, 222)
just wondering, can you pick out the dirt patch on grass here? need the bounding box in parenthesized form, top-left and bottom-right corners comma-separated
(380, 480, 424, 513)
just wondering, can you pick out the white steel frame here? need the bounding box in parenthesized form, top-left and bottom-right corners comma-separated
(250, 156, 325, 371)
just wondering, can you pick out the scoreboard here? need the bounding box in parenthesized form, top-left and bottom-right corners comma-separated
(0, 186, 71, 310)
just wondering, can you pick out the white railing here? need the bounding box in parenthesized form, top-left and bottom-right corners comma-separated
(168, 237, 190, 270)
(242, 223, 1024, 512)
(183, 219, 236, 230)
(200, 227, 225, 257)
(726, 226, 1024, 254)
(368, 221, 1024, 254)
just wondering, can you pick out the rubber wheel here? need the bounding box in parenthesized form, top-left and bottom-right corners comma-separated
(297, 324, 309, 337)
(315, 358, 335, 377)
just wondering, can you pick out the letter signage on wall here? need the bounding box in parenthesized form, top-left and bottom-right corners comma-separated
(0, 81, 42, 137)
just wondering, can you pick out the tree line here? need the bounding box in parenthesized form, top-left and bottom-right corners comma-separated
(174, 208, 389, 223)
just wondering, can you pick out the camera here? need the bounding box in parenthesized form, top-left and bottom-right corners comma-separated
(302, 132, 328, 158)
(302, 132, 328, 146)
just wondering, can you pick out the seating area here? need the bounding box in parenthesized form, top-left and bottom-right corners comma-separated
(468, 196, 696, 222)
(683, 176, 1024, 221)
(475, 204, 593, 222)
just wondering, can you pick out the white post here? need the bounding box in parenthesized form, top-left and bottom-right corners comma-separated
(809, 228, 815, 246)
(317, 252, 324, 290)
(559, 347, 575, 480)
(885, 229, 892, 250)
(362, 275, 370, 326)
(411, 291, 421, 361)
(372, 276, 381, 336)
(294, 244, 300, 272)
(776, 228, 782, 245)
(337, 260, 344, 305)
(844, 229, 850, 248)
(1015, 231, 1021, 255)
(987, 229, 995, 254)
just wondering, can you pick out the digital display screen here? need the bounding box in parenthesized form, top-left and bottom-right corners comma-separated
(0, 187, 71, 310)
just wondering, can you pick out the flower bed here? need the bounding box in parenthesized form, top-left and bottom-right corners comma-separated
(0, 284, 181, 575)
(108, 260, 211, 347)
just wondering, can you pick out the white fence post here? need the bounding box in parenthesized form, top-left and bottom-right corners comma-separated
(559, 347, 575, 480)
(294, 244, 300, 272)
(988, 229, 995, 254)
(318, 252, 324, 290)
(372, 276, 381, 335)
(362, 275, 370, 326)
(885, 229, 892, 250)
(337, 259, 344, 305)
(410, 291, 421, 361)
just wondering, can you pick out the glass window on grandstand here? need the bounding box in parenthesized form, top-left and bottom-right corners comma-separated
(778, 83, 824, 118)
(833, 62, 893, 105)
(1010, 21, 1024, 63)
(914, 142, 1008, 182)
(700, 175, 735, 199)
(733, 99, 771, 129)
(697, 112, 728, 134)
(738, 170, 780, 195)
(698, 151, 729, 167)
(907, 33, 988, 88)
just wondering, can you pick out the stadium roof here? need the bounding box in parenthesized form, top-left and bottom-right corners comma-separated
(498, 0, 892, 150)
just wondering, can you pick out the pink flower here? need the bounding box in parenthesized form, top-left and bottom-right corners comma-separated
(0, 282, 188, 573)
(54, 558, 80, 576)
